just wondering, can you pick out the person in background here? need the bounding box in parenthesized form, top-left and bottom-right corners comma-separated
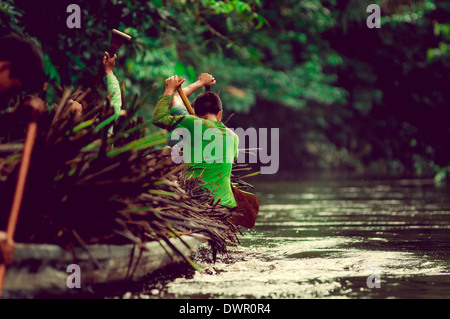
(0, 34, 44, 265)
(68, 51, 121, 131)
(0, 34, 44, 109)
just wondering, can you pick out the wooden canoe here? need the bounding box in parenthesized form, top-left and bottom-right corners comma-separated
(2, 235, 205, 298)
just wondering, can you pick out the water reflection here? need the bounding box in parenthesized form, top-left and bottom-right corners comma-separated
(147, 178, 450, 299)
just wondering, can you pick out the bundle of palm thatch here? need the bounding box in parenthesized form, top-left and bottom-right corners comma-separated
(0, 86, 254, 263)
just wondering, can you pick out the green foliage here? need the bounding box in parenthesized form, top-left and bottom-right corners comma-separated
(0, 0, 25, 34)
(427, 22, 450, 62)
(1, 0, 450, 177)
(1, 0, 346, 113)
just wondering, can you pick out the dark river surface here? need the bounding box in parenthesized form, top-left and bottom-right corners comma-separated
(125, 178, 450, 299)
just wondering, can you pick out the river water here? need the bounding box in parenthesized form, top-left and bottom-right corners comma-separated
(129, 178, 450, 299)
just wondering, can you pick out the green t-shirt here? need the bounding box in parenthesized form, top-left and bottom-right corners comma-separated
(152, 95, 238, 208)
(103, 73, 122, 133)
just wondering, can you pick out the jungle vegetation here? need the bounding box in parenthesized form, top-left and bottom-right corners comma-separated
(1, 0, 449, 180)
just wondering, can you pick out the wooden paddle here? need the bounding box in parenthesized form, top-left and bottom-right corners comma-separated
(109, 29, 132, 57)
(230, 183, 259, 229)
(0, 97, 44, 298)
(176, 82, 196, 116)
(176, 81, 259, 229)
(94, 29, 132, 87)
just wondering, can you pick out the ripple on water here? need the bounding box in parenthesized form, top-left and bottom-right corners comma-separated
(163, 235, 448, 299)
(144, 179, 450, 299)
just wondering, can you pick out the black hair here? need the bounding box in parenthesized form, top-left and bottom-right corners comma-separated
(0, 34, 45, 92)
(192, 91, 222, 116)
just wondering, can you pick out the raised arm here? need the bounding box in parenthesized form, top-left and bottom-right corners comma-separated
(103, 52, 121, 119)
(152, 75, 187, 129)
(170, 73, 216, 109)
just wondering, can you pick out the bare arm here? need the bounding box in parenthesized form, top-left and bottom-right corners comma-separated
(170, 73, 216, 109)
(103, 51, 117, 75)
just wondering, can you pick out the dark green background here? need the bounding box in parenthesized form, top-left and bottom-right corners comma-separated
(1, 0, 449, 179)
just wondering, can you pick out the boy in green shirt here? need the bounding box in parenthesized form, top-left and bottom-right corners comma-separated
(152, 74, 239, 208)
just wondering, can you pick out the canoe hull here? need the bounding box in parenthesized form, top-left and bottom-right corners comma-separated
(3, 236, 204, 298)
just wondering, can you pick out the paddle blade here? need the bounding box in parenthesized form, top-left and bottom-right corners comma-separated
(109, 29, 132, 56)
(230, 185, 259, 229)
